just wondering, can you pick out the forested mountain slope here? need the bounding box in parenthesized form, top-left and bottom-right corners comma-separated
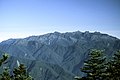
(0, 31, 120, 80)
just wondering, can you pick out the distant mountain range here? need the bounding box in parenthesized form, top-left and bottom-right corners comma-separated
(0, 31, 120, 80)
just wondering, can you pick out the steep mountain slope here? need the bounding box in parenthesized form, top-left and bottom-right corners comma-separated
(0, 31, 120, 80)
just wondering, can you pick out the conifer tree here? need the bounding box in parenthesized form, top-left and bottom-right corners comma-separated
(13, 64, 32, 80)
(0, 54, 9, 66)
(78, 49, 106, 80)
(0, 54, 11, 80)
(0, 67, 11, 80)
(106, 50, 120, 80)
(0, 54, 33, 80)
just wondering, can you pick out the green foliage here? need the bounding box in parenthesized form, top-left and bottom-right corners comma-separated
(0, 54, 9, 66)
(0, 54, 33, 80)
(81, 50, 106, 80)
(75, 50, 120, 80)
(106, 50, 120, 80)
(13, 64, 32, 80)
(0, 67, 11, 80)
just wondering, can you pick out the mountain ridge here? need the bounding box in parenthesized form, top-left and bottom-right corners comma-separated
(0, 31, 120, 80)
(1, 31, 118, 44)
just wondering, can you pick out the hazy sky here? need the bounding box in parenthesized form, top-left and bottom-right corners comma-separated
(0, 0, 120, 41)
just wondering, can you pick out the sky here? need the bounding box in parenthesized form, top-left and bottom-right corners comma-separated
(0, 0, 120, 42)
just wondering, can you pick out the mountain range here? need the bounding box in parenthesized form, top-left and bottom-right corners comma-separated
(0, 31, 120, 80)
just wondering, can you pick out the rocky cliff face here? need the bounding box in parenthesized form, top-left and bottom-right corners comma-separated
(0, 31, 120, 80)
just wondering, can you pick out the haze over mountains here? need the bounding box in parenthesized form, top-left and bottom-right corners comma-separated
(0, 31, 120, 80)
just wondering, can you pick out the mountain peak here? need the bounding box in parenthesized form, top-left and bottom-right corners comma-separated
(0, 31, 120, 80)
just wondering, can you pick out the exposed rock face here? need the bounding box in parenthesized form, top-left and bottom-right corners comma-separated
(0, 31, 120, 80)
